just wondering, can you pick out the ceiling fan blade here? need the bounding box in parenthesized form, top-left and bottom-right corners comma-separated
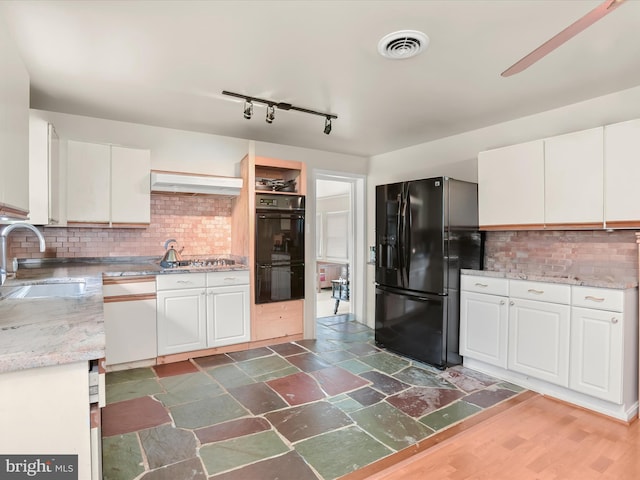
(501, 0, 626, 77)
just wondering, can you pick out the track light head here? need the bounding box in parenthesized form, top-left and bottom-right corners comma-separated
(266, 105, 275, 124)
(243, 100, 253, 120)
(324, 116, 332, 135)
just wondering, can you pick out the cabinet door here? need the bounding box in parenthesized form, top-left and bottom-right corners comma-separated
(157, 288, 207, 355)
(0, 29, 30, 215)
(460, 291, 508, 368)
(104, 298, 157, 365)
(207, 285, 250, 347)
(508, 298, 570, 387)
(570, 307, 623, 403)
(544, 127, 603, 226)
(478, 140, 544, 227)
(604, 119, 640, 225)
(66, 140, 111, 223)
(111, 146, 151, 224)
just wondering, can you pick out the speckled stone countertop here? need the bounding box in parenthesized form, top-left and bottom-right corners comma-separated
(0, 256, 249, 374)
(461, 269, 639, 290)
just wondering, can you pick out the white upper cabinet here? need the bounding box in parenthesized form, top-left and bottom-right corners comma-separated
(111, 146, 151, 225)
(67, 141, 111, 223)
(544, 127, 603, 226)
(66, 140, 151, 226)
(604, 119, 640, 226)
(0, 24, 30, 218)
(29, 116, 63, 225)
(478, 140, 544, 228)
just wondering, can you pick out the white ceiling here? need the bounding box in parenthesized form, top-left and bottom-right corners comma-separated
(2, 0, 640, 158)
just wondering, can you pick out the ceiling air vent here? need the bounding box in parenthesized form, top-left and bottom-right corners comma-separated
(378, 30, 429, 60)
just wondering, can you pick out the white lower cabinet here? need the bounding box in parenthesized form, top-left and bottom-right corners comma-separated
(157, 271, 250, 356)
(460, 276, 509, 368)
(569, 285, 636, 404)
(103, 276, 157, 365)
(460, 274, 638, 421)
(207, 284, 250, 347)
(508, 298, 570, 387)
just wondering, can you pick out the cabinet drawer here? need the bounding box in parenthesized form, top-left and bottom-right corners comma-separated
(571, 286, 624, 312)
(156, 273, 206, 291)
(103, 276, 156, 297)
(207, 270, 249, 287)
(510, 280, 570, 304)
(461, 275, 509, 296)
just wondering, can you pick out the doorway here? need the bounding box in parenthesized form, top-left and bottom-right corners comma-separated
(310, 171, 366, 331)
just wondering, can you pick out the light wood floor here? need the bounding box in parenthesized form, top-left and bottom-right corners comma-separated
(365, 393, 640, 480)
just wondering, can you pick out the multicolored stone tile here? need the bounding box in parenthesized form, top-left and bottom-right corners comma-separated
(139, 424, 198, 469)
(438, 365, 499, 393)
(156, 372, 224, 407)
(358, 352, 410, 374)
(266, 371, 326, 406)
(347, 387, 386, 407)
(199, 431, 290, 476)
(336, 358, 372, 375)
(351, 402, 435, 451)
(195, 417, 272, 445)
(205, 363, 255, 388)
(106, 377, 164, 404)
(227, 346, 273, 361)
(170, 394, 248, 429)
(208, 451, 320, 480)
(138, 457, 207, 480)
(102, 396, 171, 437)
(265, 401, 353, 443)
(386, 386, 466, 418)
(311, 366, 369, 396)
(227, 382, 288, 414)
(420, 400, 482, 430)
(295, 426, 392, 479)
(153, 360, 199, 378)
(106, 367, 155, 385)
(359, 370, 409, 395)
(269, 342, 307, 356)
(286, 352, 333, 372)
(462, 385, 518, 408)
(102, 433, 145, 480)
(394, 366, 457, 389)
(192, 354, 234, 369)
(253, 365, 301, 383)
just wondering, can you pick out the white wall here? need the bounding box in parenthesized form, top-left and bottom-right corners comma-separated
(365, 84, 640, 322)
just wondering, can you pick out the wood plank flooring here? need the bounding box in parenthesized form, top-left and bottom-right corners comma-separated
(365, 394, 640, 480)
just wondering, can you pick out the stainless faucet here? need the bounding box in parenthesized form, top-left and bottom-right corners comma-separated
(0, 223, 46, 286)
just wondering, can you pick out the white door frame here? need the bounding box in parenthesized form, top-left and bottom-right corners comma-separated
(305, 169, 366, 338)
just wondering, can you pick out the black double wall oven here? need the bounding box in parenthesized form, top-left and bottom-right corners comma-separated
(255, 194, 305, 303)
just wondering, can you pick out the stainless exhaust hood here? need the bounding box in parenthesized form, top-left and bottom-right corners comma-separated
(150, 171, 243, 196)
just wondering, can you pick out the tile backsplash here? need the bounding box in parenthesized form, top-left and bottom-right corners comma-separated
(8, 193, 234, 259)
(484, 230, 639, 281)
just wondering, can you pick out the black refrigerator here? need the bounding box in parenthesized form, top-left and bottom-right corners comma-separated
(375, 176, 483, 368)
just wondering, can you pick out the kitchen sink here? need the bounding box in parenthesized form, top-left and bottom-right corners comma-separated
(7, 282, 86, 299)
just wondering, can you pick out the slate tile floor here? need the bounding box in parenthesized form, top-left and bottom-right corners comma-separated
(102, 315, 524, 480)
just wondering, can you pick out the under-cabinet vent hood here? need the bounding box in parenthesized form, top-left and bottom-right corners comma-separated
(150, 171, 243, 196)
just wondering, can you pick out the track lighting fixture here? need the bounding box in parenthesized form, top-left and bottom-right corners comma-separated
(323, 116, 332, 135)
(222, 90, 337, 135)
(266, 105, 275, 124)
(243, 100, 253, 120)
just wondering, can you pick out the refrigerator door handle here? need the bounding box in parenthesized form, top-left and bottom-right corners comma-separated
(400, 186, 410, 286)
(396, 193, 403, 272)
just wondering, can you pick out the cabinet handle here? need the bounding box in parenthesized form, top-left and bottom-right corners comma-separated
(611, 317, 619, 324)
(509, 300, 514, 306)
(585, 295, 605, 303)
(500, 300, 505, 305)
(201, 291, 206, 296)
(177, 280, 192, 285)
(474, 283, 488, 288)
(224, 277, 236, 281)
(527, 289, 544, 295)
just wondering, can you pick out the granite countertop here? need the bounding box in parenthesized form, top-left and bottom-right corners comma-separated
(0, 256, 249, 375)
(461, 269, 639, 290)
